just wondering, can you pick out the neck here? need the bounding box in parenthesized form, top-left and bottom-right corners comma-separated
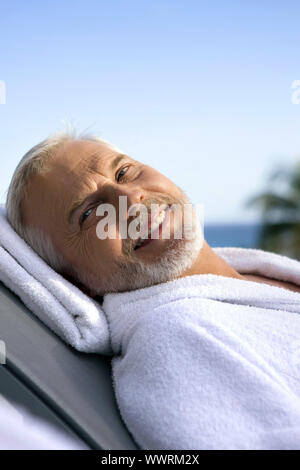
(178, 239, 245, 281)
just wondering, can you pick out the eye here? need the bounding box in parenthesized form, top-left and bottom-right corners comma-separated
(80, 207, 93, 225)
(116, 165, 129, 182)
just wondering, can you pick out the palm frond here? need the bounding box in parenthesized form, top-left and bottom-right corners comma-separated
(244, 192, 298, 212)
(245, 159, 300, 259)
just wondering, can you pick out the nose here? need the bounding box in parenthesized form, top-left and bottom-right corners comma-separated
(109, 184, 145, 214)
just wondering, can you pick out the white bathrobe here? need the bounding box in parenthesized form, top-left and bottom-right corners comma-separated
(102, 247, 300, 450)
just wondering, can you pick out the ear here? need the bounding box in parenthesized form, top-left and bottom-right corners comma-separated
(61, 272, 98, 299)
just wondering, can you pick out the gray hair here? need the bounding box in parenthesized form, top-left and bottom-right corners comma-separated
(5, 126, 121, 286)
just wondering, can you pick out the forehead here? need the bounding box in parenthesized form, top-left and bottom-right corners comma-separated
(22, 139, 124, 230)
(41, 139, 127, 197)
(50, 139, 120, 177)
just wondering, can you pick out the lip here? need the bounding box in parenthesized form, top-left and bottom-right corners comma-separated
(133, 204, 171, 251)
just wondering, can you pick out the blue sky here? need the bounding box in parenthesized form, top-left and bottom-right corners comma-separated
(1, 0, 300, 223)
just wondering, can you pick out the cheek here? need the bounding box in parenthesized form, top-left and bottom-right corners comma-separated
(90, 229, 124, 260)
(145, 167, 182, 196)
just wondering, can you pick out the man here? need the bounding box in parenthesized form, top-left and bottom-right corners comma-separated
(5, 131, 300, 450)
(5, 131, 300, 297)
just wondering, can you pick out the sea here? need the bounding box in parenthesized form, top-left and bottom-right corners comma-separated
(204, 223, 261, 249)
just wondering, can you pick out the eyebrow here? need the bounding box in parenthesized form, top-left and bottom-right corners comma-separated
(67, 153, 127, 225)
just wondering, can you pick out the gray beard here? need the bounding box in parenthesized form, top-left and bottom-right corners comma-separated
(90, 203, 204, 295)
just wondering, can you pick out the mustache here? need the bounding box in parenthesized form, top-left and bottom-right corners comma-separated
(122, 193, 187, 255)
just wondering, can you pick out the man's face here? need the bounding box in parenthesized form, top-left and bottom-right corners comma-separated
(22, 139, 203, 295)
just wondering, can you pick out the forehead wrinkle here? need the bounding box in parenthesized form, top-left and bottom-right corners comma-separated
(64, 174, 98, 222)
(63, 149, 103, 179)
(86, 150, 106, 174)
(64, 150, 129, 227)
(64, 153, 107, 227)
(86, 150, 128, 174)
(64, 150, 105, 188)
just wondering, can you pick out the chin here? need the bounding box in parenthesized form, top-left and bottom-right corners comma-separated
(111, 221, 204, 293)
(97, 203, 204, 294)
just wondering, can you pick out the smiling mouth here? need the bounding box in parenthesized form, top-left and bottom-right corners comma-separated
(133, 205, 170, 251)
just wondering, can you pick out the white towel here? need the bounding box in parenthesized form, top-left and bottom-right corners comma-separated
(102, 247, 300, 449)
(0, 204, 112, 355)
